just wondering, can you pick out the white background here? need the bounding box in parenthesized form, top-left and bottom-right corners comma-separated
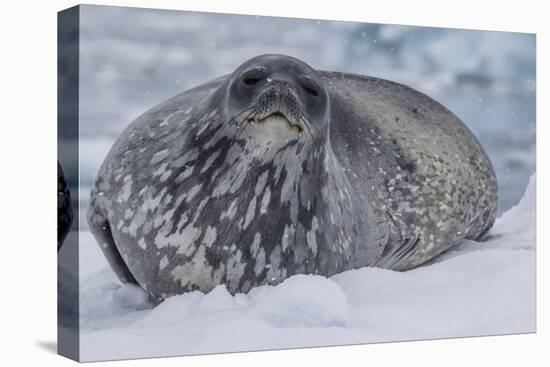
(0, 0, 547, 366)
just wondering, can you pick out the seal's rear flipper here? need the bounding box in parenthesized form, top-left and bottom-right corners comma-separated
(89, 219, 138, 285)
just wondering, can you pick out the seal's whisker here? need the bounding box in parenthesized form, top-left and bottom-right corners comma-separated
(294, 106, 316, 136)
(297, 116, 313, 137)
(236, 111, 256, 139)
(296, 107, 322, 138)
(221, 105, 256, 131)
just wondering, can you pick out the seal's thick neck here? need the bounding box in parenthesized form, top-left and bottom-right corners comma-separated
(225, 129, 332, 206)
(187, 103, 357, 292)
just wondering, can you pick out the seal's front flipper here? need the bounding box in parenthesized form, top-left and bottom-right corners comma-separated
(89, 220, 138, 285)
(373, 234, 421, 271)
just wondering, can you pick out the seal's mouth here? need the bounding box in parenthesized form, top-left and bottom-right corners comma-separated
(246, 111, 303, 134)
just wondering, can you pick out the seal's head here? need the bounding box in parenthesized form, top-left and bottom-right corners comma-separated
(225, 54, 330, 144)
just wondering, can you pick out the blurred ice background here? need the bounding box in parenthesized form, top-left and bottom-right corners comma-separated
(70, 5, 535, 228)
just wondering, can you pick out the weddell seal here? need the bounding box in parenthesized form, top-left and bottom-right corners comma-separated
(87, 54, 497, 301)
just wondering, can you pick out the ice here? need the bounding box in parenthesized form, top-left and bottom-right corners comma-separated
(72, 174, 536, 362)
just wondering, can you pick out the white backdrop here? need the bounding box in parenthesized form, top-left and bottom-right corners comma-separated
(0, 0, 547, 366)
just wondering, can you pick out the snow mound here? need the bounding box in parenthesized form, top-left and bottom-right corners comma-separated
(491, 174, 536, 249)
(248, 275, 348, 328)
(75, 174, 536, 361)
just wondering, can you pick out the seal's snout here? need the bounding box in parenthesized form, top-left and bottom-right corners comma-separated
(228, 55, 329, 141)
(247, 83, 304, 134)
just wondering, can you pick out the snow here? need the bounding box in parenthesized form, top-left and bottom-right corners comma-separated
(76, 174, 536, 362)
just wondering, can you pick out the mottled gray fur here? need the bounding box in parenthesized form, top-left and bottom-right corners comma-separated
(88, 54, 497, 301)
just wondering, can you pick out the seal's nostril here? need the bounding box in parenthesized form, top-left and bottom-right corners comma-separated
(303, 85, 319, 97)
(243, 77, 261, 86)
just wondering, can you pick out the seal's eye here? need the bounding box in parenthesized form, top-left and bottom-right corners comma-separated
(300, 77, 320, 97)
(241, 67, 268, 87)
